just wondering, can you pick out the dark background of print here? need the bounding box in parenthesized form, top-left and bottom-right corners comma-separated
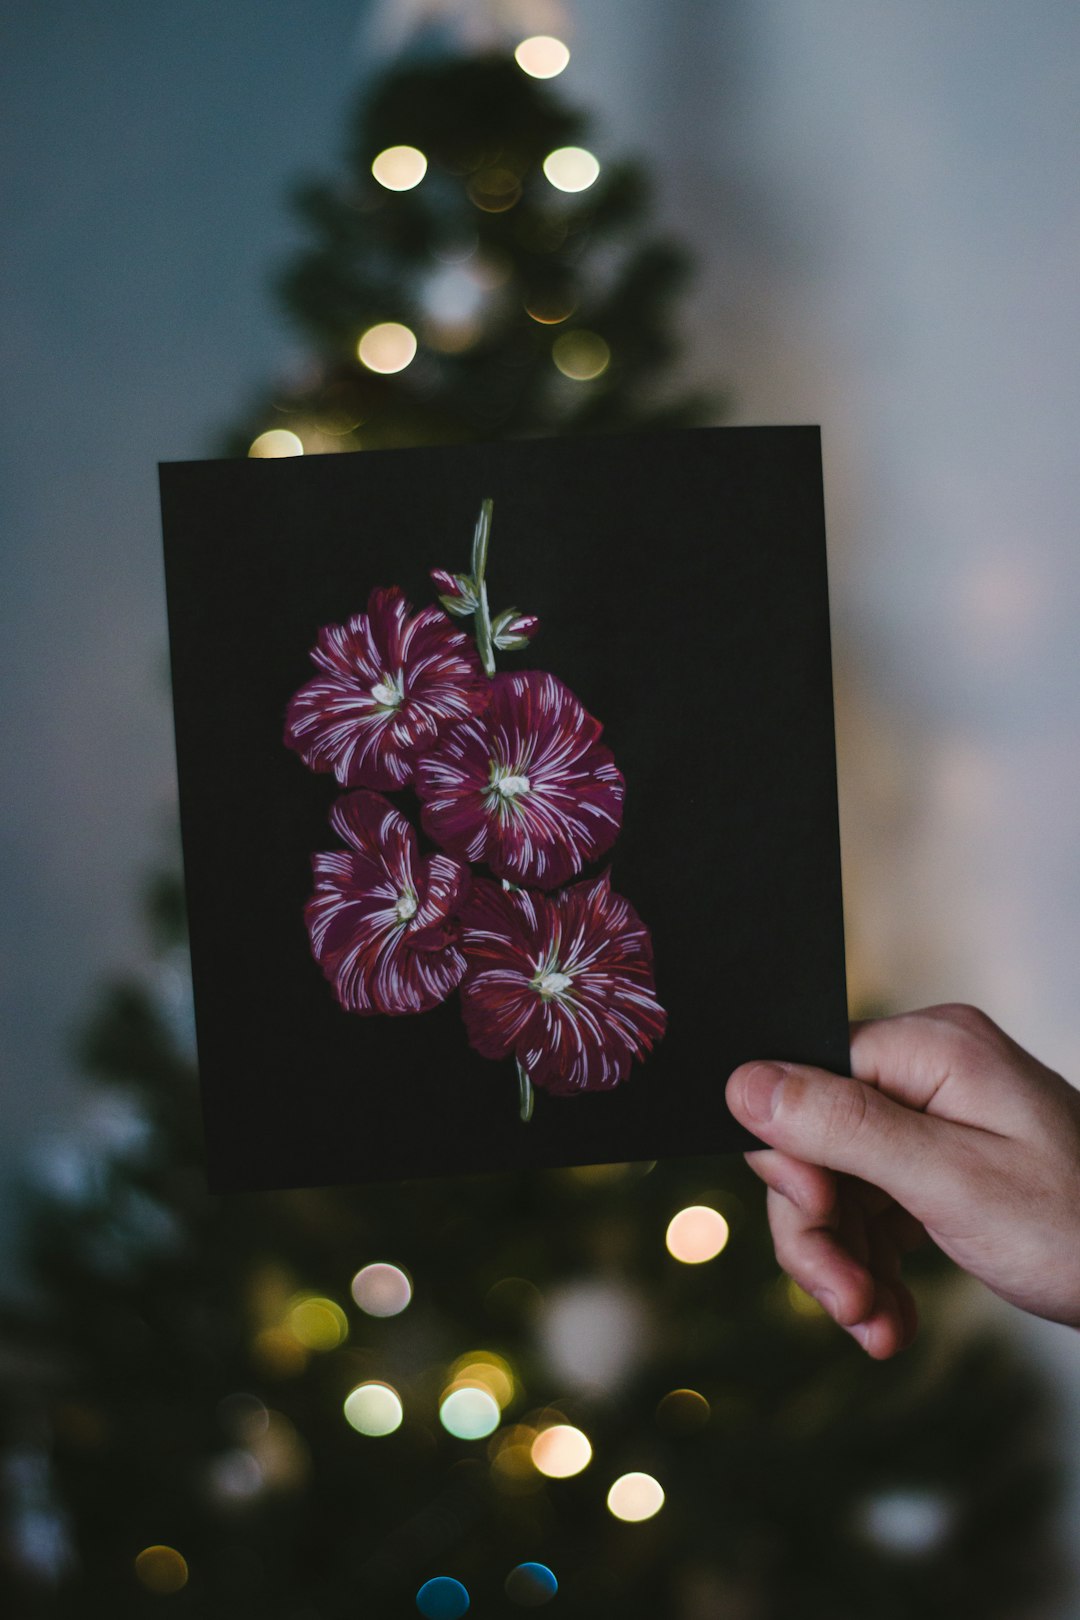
(161, 427, 848, 1192)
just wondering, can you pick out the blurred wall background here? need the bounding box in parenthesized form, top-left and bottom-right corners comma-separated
(2, 0, 1079, 1596)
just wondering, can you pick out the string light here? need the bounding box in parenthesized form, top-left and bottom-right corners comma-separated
(530, 1423, 591, 1478)
(606, 1472, 665, 1522)
(416, 1576, 471, 1619)
(343, 1381, 403, 1437)
(542, 146, 600, 193)
(371, 145, 427, 191)
(134, 1545, 189, 1593)
(248, 429, 303, 458)
(286, 1294, 348, 1350)
(351, 1262, 412, 1317)
(665, 1205, 730, 1263)
(514, 36, 570, 79)
(358, 322, 417, 374)
(505, 1562, 559, 1605)
(447, 1350, 515, 1409)
(655, 1388, 711, 1434)
(552, 330, 610, 381)
(439, 1386, 500, 1440)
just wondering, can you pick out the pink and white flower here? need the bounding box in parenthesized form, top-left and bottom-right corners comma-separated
(307, 791, 470, 1016)
(414, 671, 624, 889)
(459, 873, 667, 1093)
(285, 587, 489, 791)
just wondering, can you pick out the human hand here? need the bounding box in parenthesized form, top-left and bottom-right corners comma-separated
(725, 1004, 1080, 1358)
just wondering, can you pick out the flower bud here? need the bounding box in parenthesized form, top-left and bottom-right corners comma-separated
(430, 568, 478, 618)
(492, 610, 539, 651)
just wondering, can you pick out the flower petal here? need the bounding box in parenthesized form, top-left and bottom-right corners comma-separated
(285, 587, 489, 789)
(416, 671, 624, 889)
(459, 874, 665, 1091)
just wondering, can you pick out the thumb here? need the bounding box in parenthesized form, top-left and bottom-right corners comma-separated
(726, 1061, 959, 1215)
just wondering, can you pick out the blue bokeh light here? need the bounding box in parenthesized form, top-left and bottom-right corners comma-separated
(416, 1576, 470, 1619)
(505, 1562, 559, 1606)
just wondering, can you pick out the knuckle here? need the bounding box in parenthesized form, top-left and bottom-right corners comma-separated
(925, 1002, 998, 1043)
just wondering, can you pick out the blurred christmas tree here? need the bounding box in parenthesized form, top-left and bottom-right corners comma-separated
(0, 14, 1064, 1619)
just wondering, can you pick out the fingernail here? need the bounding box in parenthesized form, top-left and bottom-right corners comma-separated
(852, 1322, 871, 1349)
(741, 1063, 785, 1122)
(814, 1289, 838, 1317)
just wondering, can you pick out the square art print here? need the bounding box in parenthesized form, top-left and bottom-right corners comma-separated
(160, 427, 848, 1192)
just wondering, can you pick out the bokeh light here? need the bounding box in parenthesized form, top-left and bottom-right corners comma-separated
(286, 1294, 348, 1351)
(530, 1423, 592, 1478)
(665, 1204, 730, 1263)
(248, 429, 303, 458)
(607, 1472, 665, 1522)
(358, 322, 417, 374)
(542, 146, 600, 193)
(439, 1386, 501, 1440)
(371, 145, 428, 191)
(786, 1277, 827, 1317)
(656, 1387, 711, 1434)
(505, 1561, 559, 1606)
(552, 330, 610, 381)
(489, 1424, 538, 1484)
(416, 1576, 470, 1619)
(351, 1262, 413, 1317)
(514, 36, 570, 79)
(343, 1381, 404, 1437)
(466, 167, 522, 213)
(525, 290, 577, 325)
(134, 1545, 188, 1594)
(448, 1350, 515, 1409)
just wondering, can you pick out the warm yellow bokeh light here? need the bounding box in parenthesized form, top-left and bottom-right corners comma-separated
(134, 1545, 189, 1594)
(371, 144, 428, 191)
(607, 1472, 665, 1522)
(351, 1262, 413, 1318)
(357, 322, 418, 374)
(542, 146, 600, 193)
(286, 1294, 348, 1351)
(514, 35, 571, 79)
(656, 1388, 711, 1434)
(439, 1385, 501, 1440)
(552, 330, 610, 381)
(248, 429, 303, 458)
(786, 1278, 827, 1317)
(449, 1351, 515, 1409)
(665, 1205, 731, 1264)
(343, 1381, 404, 1437)
(530, 1423, 592, 1479)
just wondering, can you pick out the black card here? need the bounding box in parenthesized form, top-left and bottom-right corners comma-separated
(160, 427, 847, 1193)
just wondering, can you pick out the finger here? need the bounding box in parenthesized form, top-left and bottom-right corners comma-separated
(845, 1281, 911, 1360)
(849, 1005, 1038, 1130)
(743, 1149, 839, 1223)
(726, 1061, 961, 1219)
(766, 1187, 875, 1325)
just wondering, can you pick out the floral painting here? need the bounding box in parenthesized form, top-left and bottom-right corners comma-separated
(284, 500, 667, 1120)
(160, 427, 848, 1192)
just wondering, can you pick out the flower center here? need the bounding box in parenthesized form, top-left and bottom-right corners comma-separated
(371, 671, 404, 709)
(394, 891, 418, 922)
(534, 968, 573, 1001)
(491, 769, 531, 798)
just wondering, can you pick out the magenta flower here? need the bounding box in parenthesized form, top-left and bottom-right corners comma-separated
(306, 791, 470, 1016)
(285, 586, 490, 791)
(414, 671, 624, 889)
(459, 873, 667, 1093)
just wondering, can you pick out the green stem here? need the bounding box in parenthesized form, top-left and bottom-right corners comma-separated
(471, 497, 496, 677)
(516, 1058, 534, 1123)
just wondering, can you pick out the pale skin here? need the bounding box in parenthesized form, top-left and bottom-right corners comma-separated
(725, 1004, 1080, 1359)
